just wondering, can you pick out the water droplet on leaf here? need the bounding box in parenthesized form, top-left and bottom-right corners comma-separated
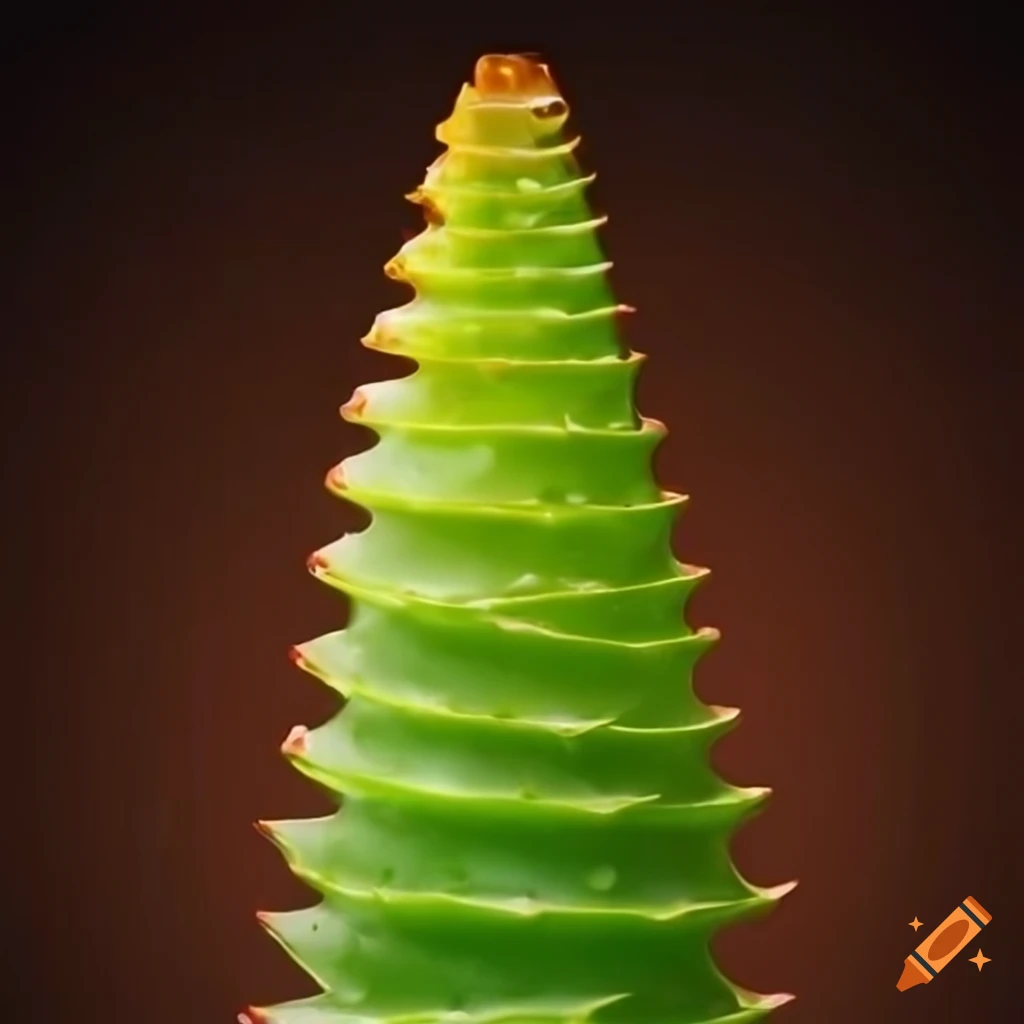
(587, 865, 617, 891)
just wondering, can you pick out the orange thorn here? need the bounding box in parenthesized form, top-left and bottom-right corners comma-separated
(326, 464, 347, 490)
(383, 256, 407, 281)
(281, 724, 309, 756)
(341, 389, 368, 418)
(474, 54, 558, 98)
(306, 550, 328, 572)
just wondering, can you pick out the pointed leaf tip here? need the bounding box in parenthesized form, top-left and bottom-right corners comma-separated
(383, 255, 413, 284)
(340, 388, 369, 418)
(281, 725, 310, 757)
(305, 551, 328, 573)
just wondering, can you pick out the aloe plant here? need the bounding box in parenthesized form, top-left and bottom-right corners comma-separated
(245, 53, 793, 1024)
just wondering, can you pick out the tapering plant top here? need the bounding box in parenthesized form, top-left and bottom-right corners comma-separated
(247, 53, 794, 1024)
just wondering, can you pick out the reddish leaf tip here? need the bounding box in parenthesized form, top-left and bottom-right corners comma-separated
(281, 724, 310, 757)
(306, 550, 328, 572)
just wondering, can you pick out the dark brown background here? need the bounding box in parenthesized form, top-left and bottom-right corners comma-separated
(8, 4, 1020, 1023)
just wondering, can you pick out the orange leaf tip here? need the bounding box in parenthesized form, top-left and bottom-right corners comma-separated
(474, 54, 559, 99)
(341, 388, 368, 418)
(282, 724, 310, 756)
(306, 550, 328, 572)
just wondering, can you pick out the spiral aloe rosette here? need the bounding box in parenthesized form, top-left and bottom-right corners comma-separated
(247, 54, 794, 1024)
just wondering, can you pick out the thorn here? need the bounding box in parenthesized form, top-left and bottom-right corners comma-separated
(252, 820, 274, 840)
(281, 725, 310, 757)
(617, 303, 637, 315)
(341, 388, 368, 419)
(306, 550, 329, 573)
(286, 643, 309, 675)
(326, 465, 347, 491)
(383, 256, 407, 281)
(238, 1010, 265, 1024)
(708, 703, 741, 723)
(417, 193, 444, 226)
(361, 320, 396, 351)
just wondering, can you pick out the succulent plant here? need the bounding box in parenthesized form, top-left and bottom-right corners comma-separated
(245, 52, 793, 1024)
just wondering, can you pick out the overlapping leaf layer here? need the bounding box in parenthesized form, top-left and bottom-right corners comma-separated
(248, 54, 793, 1024)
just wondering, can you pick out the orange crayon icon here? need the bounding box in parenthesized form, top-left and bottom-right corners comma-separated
(897, 896, 992, 991)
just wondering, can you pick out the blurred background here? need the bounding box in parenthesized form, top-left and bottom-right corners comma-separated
(7, 4, 1019, 1022)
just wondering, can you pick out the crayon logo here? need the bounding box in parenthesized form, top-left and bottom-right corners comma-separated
(897, 896, 992, 992)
